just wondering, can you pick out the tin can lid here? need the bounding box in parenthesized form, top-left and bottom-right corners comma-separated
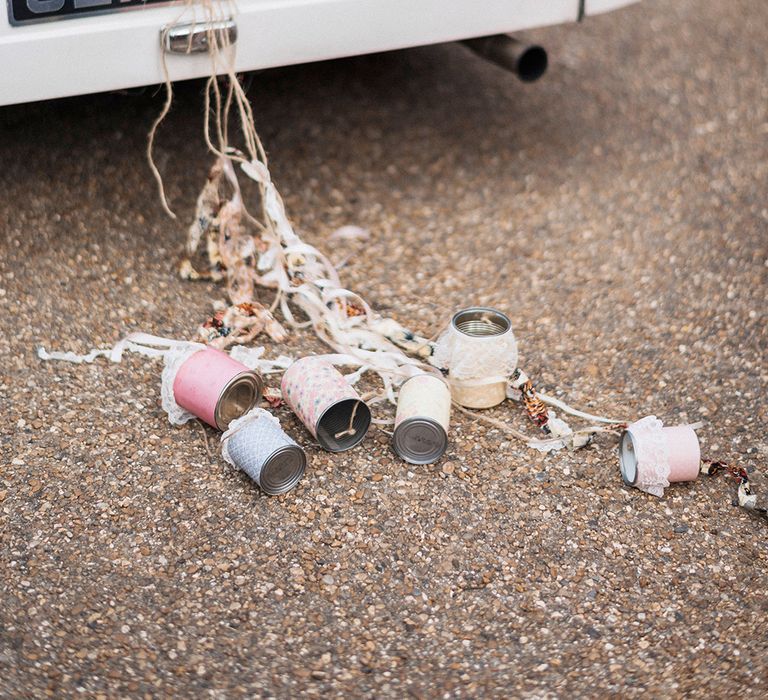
(316, 398, 371, 452)
(619, 430, 639, 485)
(261, 444, 307, 495)
(393, 417, 448, 465)
(215, 371, 264, 431)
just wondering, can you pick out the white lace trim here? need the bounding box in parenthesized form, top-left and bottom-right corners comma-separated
(628, 415, 670, 497)
(433, 324, 518, 383)
(160, 343, 206, 426)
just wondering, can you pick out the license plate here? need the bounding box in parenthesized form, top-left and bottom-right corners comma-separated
(9, 0, 169, 25)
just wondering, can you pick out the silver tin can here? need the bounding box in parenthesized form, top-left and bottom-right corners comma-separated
(392, 373, 451, 464)
(215, 372, 264, 431)
(221, 409, 307, 495)
(281, 356, 371, 452)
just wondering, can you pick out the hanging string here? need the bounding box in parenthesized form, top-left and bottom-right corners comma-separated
(334, 400, 361, 440)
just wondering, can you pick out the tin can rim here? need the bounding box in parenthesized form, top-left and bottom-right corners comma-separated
(619, 430, 639, 486)
(316, 398, 372, 452)
(260, 443, 307, 495)
(393, 416, 448, 465)
(214, 370, 264, 431)
(451, 306, 511, 337)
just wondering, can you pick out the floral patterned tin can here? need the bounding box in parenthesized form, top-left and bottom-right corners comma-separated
(392, 373, 451, 464)
(281, 356, 371, 452)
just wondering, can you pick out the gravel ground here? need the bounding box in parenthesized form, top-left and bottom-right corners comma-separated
(1, 0, 767, 696)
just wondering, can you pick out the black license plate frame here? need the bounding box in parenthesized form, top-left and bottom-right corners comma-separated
(8, 0, 171, 26)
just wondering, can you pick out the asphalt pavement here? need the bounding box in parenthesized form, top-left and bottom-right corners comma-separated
(1, 0, 767, 696)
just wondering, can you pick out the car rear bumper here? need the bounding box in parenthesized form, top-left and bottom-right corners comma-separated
(0, 0, 638, 106)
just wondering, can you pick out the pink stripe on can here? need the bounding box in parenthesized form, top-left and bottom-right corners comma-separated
(173, 347, 263, 430)
(281, 356, 371, 452)
(664, 425, 701, 482)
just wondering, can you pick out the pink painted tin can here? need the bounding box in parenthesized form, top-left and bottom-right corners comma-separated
(619, 416, 701, 493)
(393, 373, 451, 464)
(173, 347, 264, 431)
(281, 356, 371, 452)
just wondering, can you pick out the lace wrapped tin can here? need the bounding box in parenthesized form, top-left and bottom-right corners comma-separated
(393, 373, 451, 464)
(434, 307, 517, 409)
(173, 347, 264, 431)
(619, 416, 701, 497)
(281, 356, 371, 452)
(221, 408, 306, 495)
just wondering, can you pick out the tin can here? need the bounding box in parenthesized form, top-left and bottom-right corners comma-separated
(619, 418, 701, 488)
(221, 408, 306, 495)
(448, 307, 515, 409)
(281, 356, 371, 452)
(392, 373, 451, 464)
(173, 347, 264, 431)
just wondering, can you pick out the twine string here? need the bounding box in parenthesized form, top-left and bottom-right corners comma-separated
(334, 400, 361, 440)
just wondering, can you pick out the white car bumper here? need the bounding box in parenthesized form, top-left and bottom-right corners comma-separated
(0, 0, 637, 106)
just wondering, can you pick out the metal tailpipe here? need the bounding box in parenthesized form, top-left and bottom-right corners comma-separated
(462, 35, 548, 82)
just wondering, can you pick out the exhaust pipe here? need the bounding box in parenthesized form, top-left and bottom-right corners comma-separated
(462, 35, 548, 82)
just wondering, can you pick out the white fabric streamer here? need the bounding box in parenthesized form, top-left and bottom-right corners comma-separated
(228, 345, 294, 375)
(38, 332, 195, 364)
(234, 158, 432, 396)
(536, 391, 626, 425)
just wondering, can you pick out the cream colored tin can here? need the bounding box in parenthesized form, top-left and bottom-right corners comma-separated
(393, 373, 451, 464)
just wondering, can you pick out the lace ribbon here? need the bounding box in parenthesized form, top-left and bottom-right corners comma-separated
(626, 415, 670, 497)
